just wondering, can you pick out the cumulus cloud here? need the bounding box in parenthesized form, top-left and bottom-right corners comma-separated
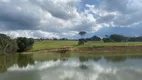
(96, 0, 142, 27)
(1, 30, 80, 39)
(29, 0, 81, 20)
(0, 0, 99, 38)
(1, 30, 60, 39)
(0, 0, 142, 38)
(0, 0, 40, 30)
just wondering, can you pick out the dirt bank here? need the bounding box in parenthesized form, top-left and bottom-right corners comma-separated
(74, 46, 142, 53)
(23, 46, 142, 54)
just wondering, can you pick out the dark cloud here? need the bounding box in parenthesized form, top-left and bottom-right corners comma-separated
(73, 21, 94, 31)
(0, 1, 40, 30)
(29, 0, 80, 20)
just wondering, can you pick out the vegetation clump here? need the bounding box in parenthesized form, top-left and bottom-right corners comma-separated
(16, 37, 34, 52)
(78, 31, 87, 45)
(0, 34, 18, 54)
(0, 33, 35, 54)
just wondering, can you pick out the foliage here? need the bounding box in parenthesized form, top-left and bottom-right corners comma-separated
(127, 37, 142, 42)
(102, 38, 112, 42)
(102, 34, 125, 42)
(79, 31, 87, 37)
(78, 31, 87, 45)
(0, 34, 18, 54)
(60, 38, 68, 40)
(86, 35, 101, 41)
(109, 34, 125, 42)
(16, 37, 34, 52)
(102, 34, 142, 42)
(78, 39, 86, 45)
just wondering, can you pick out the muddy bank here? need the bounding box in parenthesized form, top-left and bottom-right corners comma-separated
(23, 46, 142, 54)
(74, 46, 142, 53)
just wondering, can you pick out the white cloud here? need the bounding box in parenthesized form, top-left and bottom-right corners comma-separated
(0, 0, 99, 38)
(98, 0, 142, 27)
(1, 30, 60, 39)
(0, 0, 142, 38)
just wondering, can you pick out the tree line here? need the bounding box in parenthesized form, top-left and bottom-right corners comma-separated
(77, 31, 142, 44)
(102, 34, 142, 42)
(0, 34, 34, 54)
(1, 32, 142, 54)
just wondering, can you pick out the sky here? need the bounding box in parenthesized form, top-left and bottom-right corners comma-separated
(0, 0, 142, 39)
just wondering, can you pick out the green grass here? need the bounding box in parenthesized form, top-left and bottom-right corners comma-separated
(30, 40, 77, 51)
(30, 40, 142, 51)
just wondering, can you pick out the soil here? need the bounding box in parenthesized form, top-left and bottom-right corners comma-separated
(23, 46, 142, 54)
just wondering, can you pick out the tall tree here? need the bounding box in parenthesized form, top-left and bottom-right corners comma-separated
(79, 31, 87, 37)
(78, 31, 87, 45)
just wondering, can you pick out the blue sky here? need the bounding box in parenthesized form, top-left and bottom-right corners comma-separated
(0, 0, 142, 38)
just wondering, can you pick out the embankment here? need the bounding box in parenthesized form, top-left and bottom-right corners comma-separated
(23, 46, 142, 54)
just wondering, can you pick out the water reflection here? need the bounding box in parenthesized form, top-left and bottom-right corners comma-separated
(0, 53, 142, 80)
(0, 54, 18, 72)
(0, 53, 142, 72)
(17, 54, 34, 67)
(79, 56, 102, 62)
(104, 56, 127, 62)
(0, 54, 34, 72)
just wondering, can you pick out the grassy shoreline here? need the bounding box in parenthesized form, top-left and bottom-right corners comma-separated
(23, 40, 142, 54)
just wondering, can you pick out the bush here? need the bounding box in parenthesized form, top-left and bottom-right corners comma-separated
(16, 37, 34, 52)
(110, 34, 125, 42)
(78, 38, 87, 45)
(102, 38, 112, 42)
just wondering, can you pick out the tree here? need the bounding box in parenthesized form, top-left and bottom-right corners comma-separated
(88, 35, 101, 41)
(60, 38, 68, 40)
(127, 37, 142, 42)
(78, 31, 87, 45)
(79, 31, 87, 37)
(0, 34, 18, 54)
(110, 34, 125, 42)
(102, 38, 112, 42)
(102, 34, 126, 42)
(16, 37, 34, 52)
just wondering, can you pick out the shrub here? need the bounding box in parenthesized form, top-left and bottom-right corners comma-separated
(16, 37, 34, 52)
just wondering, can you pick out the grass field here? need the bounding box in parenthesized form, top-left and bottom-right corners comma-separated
(30, 40, 78, 51)
(30, 40, 142, 51)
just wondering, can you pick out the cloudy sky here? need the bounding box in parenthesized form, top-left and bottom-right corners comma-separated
(0, 0, 142, 38)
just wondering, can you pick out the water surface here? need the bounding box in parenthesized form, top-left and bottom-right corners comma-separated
(0, 53, 142, 80)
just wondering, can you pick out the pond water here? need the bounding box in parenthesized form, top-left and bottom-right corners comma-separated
(0, 53, 142, 80)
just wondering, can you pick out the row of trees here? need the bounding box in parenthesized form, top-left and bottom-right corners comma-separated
(78, 31, 142, 44)
(0, 34, 34, 54)
(102, 34, 142, 42)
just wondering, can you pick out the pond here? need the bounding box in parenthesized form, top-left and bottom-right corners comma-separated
(0, 53, 142, 80)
